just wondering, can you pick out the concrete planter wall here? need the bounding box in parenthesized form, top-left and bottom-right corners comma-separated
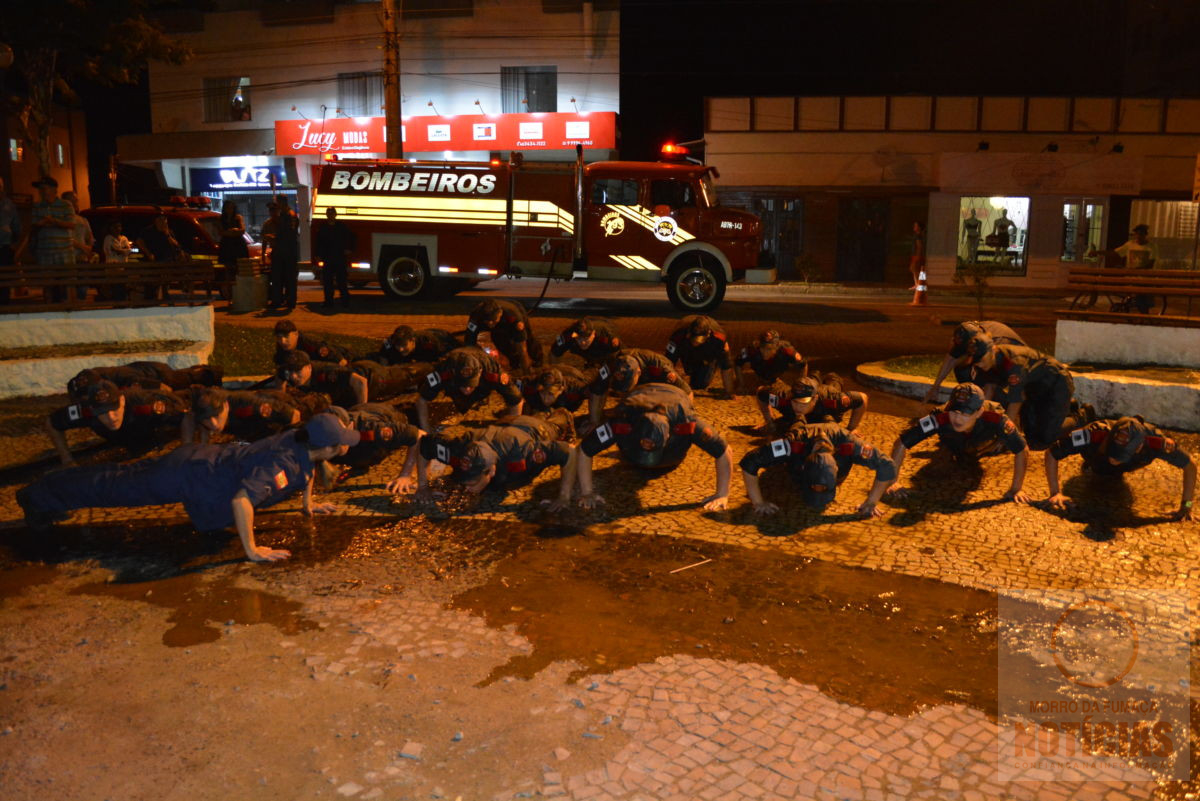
(0, 306, 215, 399)
(1055, 319, 1200, 369)
(0, 305, 213, 349)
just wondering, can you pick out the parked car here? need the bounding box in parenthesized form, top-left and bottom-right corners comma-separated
(82, 197, 262, 262)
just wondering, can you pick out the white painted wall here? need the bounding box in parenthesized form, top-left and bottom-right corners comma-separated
(148, 1, 620, 135)
(0, 306, 214, 348)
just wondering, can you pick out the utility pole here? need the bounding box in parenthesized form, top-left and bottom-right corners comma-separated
(382, 0, 403, 159)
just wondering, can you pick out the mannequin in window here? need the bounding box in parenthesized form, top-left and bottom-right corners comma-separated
(990, 208, 1016, 251)
(962, 208, 982, 262)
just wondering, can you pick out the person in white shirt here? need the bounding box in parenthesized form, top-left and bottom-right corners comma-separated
(102, 221, 132, 263)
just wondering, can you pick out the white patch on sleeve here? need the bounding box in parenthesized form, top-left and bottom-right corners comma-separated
(770, 439, 788, 458)
(426, 372, 440, 387)
(919, 414, 937, 433)
(666, 342, 677, 356)
(767, 393, 778, 406)
(435, 443, 449, 463)
(599, 365, 610, 380)
(555, 335, 564, 347)
(1071, 428, 1090, 447)
(596, 423, 612, 443)
(467, 321, 478, 332)
(68, 405, 81, 421)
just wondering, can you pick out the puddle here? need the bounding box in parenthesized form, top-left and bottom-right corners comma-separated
(71, 572, 319, 648)
(448, 528, 1001, 717)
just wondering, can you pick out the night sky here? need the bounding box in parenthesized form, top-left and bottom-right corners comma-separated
(79, 0, 1200, 193)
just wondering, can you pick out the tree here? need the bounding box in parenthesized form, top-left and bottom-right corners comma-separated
(0, 0, 191, 177)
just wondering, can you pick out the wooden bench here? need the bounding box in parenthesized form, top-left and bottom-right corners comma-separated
(0, 259, 227, 312)
(1063, 266, 1200, 322)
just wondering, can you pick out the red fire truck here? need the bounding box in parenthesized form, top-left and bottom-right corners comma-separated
(310, 149, 762, 312)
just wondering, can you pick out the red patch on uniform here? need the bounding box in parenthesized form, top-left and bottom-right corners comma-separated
(318, 347, 330, 358)
(1004, 420, 1016, 433)
(153, 400, 166, 414)
(259, 402, 272, 418)
(455, 457, 472, 470)
(1008, 375, 1020, 385)
(516, 321, 525, 330)
(380, 426, 393, 441)
(531, 448, 546, 464)
(500, 373, 510, 385)
(861, 445, 874, 458)
(273, 471, 288, 490)
(611, 337, 620, 347)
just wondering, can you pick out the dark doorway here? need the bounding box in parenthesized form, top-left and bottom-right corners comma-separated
(836, 197, 889, 282)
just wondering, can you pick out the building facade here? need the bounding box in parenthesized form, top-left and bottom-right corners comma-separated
(120, 0, 619, 256)
(705, 95, 1200, 288)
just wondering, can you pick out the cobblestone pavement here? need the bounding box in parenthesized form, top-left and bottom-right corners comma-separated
(1, 289, 1197, 801)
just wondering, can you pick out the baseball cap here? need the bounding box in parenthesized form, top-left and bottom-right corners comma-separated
(688, 316, 714, 339)
(475, 299, 502, 321)
(193, 387, 229, 418)
(534, 368, 565, 394)
(1103, 418, 1146, 463)
(277, 349, 310, 379)
(452, 356, 483, 388)
(67, 368, 103, 398)
(627, 412, 670, 468)
(569, 318, 595, 338)
(760, 329, 781, 346)
(800, 450, 838, 509)
(273, 320, 298, 336)
(946, 383, 986, 414)
(86, 380, 123, 413)
(32, 175, 58, 189)
(790, 376, 819, 402)
(305, 412, 361, 449)
(962, 333, 994, 365)
(610, 354, 639, 392)
(388, 325, 415, 347)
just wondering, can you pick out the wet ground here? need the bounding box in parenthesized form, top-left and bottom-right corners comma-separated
(2, 288, 1198, 800)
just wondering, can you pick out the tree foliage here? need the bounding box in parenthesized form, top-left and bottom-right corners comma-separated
(0, 0, 192, 176)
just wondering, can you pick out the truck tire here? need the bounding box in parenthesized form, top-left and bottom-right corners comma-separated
(666, 254, 726, 313)
(379, 252, 431, 300)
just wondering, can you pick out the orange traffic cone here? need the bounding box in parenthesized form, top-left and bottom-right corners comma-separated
(911, 270, 928, 306)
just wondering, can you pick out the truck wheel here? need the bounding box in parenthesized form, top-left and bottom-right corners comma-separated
(666, 256, 726, 312)
(379, 255, 431, 300)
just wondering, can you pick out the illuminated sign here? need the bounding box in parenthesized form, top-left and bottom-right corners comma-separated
(274, 112, 616, 155)
(190, 166, 285, 191)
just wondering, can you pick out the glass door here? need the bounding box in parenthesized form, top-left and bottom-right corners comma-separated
(1060, 198, 1105, 263)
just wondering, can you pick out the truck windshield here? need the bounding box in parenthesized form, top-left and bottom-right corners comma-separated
(699, 174, 717, 208)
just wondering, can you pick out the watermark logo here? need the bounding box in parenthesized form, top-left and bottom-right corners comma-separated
(997, 589, 1189, 782)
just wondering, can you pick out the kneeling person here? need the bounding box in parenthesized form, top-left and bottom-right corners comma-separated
(17, 414, 359, 562)
(887, 383, 1030, 503)
(577, 383, 730, 511)
(740, 421, 894, 517)
(1045, 416, 1196, 521)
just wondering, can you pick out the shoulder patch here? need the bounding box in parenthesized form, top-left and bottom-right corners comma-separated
(919, 414, 939, 433)
(1008, 374, 1020, 386)
(67, 404, 81, 422)
(860, 444, 874, 459)
(1070, 428, 1091, 447)
(273, 471, 288, 490)
(665, 341, 677, 356)
(599, 365, 610, 380)
(426, 372, 440, 387)
(770, 438, 788, 457)
(466, 321, 478, 332)
(981, 410, 1003, 423)
(595, 423, 613, 443)
(499, 373, 510, 385)
(555, 335, 564, 347)
(435, 443, 450, 463)
(1147, 435, 1166, 450)
(838, 442, 855, 456)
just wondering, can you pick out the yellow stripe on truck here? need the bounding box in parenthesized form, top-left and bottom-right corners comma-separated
(610, 254, 659, 271)
(315, 194, 573, 235)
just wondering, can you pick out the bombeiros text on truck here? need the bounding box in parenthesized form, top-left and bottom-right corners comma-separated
(310, 144, 763, 311)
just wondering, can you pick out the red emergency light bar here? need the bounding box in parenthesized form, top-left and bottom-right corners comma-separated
(661, 143, 690, 158)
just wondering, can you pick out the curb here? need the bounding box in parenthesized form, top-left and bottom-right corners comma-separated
(855, 360, 954, 403)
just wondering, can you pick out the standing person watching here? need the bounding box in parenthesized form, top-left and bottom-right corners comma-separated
(16, 176, 76, 302)
(269, 197, 300, 311)
(0, 176, 21, 304)
(315, 206, 355, 310)
(217, 200, 249, 297)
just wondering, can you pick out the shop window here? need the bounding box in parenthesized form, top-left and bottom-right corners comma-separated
(9, 138, 23, 163)
(501, 66, 557, 113)
(338, 71, 383, 117)
(1126, 200, 1199, 269)
(203, 77, 252, 123)
(590, 178, 638, 205)
(1060, 201, 1104, 263)
(957, 196, 1029, 276)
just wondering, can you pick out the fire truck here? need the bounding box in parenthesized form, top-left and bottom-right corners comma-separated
(310, 148, 763, 312)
